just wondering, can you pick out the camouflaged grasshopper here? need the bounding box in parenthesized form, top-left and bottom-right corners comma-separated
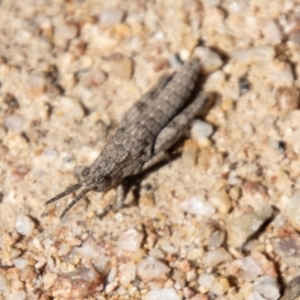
(46, 57, 210, 218)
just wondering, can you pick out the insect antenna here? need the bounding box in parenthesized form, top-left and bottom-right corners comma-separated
(45, 183, 82, 205)
(60, 187, 91, 219)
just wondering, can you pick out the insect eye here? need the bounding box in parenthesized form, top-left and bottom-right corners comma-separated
(82, 168, 90, 177)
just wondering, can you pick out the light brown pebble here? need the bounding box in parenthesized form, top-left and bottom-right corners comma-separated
(111, 23, 131, 40)
(275, 86, 300, 111)
(209, 189, 232, 214)
(194, 47, 223, 74)
(118, 262, 136, 285)
(99, 9, 126, 25)
(153, 58, 170, 72)
(227, 206, 273, 248)
(109, 54, 134, 80)
(228, 186, 241, 201)
(116, 228, 144, 252)
(181, 140, 199, 167)
(15, 215, 35, 236)
(54, 22, 78, 40)
(285, 193, 300, 231)
(190, 294, 209, 300)
(136, 257, 170, 282)
(54, 96, 85, 121)
(210, 277, 230, 296)
(201, 247, 233, 267)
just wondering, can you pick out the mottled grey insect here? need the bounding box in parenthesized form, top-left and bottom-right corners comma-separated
(46, 57, 210, 218)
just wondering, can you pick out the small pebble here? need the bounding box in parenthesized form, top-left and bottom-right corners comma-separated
(4, 114, 26, 132)
(253, 276, 280, 300)
(201, 247, 233, 267)
(88, 71, 107, 87)
(227, 206, 273, 248)
(194, 46, 223, 73)
(160, 242, 177, 254)
(152, 58, 170, 72)
(10, 248, 21, 259)
(275, 86, 300, 112)
(209, 190, 232, 214)
(118, 261, 136, 285)
(269, 61, 294, 86)
(107, 266, 117, 283)
(285, 193, 300, 231)
(55, 22, 78, 40)
(12, 258, 28, 269)
(93, 256, 110, 274)
(136, 257, 170, 282)
(0, 274, 10, 295)
(210, 277, 230, 296)
(105, 281, 118, 293)
(191, 120, 214, 139)
(229, 186, 241, 201)
(15, 215, 35, 236)
(148, 248, 165, 259)
(99, 9, 126, 25)
(263, 21, 283, 45)
(231, 46, 275, 64)
(8, 291, 26, 300)
(246, 292, 266, 300)
(116, 228, 144, 252)
(204, 70, 225, 92)
(183, 287, 195, 298)
(55, 96, 85, 121)
(208, 230, 226, 249)
(273, 227, 300, 267)
(203, 0, 221, 7)
(8, 165, 30, 183)
(145, 288, 181, 300)
(74, 240, 100, 258)
(199, 274, 215, 289)
(181, 140, 198, 167)
(109, 55, 134, 80)
(43, 148, 58, 159)
(180, 195, 216, 218)
(68, 38, 86, 57)
(229, 257, 263, 282)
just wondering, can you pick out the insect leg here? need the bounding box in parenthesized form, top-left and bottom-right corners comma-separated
(153, 92, 210, 154)
(141, 151, 170, 171)
(112, 184, 125, 211)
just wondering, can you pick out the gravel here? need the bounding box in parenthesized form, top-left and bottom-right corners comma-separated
(0, 0, 300, 298)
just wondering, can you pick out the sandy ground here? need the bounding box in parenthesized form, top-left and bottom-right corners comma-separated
(1, 0, 300, 299)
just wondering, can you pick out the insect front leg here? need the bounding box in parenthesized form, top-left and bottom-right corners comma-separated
(111, 183, 125, 212)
